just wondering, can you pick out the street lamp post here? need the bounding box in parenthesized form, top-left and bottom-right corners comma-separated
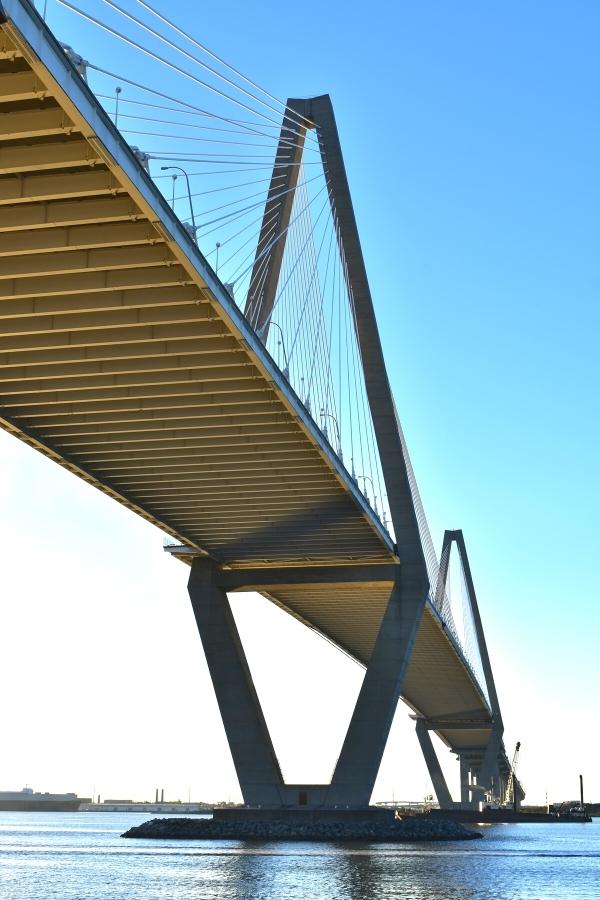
(320, 409, 343, 462)
(357, 473, 378, 516)
(161, 165, 197, 239)
(114, 86, 122, 128)
(268, 322, 289, 379)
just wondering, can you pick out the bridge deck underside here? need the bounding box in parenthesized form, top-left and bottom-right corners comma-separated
(0, 25, 392, 567)
(0, 8, 492, 758)
(250, 581, 491, 751)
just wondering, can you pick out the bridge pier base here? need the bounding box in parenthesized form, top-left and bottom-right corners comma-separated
(188, 558, 426, 809)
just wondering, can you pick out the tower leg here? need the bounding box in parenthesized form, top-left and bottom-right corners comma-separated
(327, 568, 426, 806)
(188, 558, 284, 806)
(415, 720, 454, 809)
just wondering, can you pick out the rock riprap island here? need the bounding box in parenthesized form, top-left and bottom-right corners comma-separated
(122, 814, 482, 842)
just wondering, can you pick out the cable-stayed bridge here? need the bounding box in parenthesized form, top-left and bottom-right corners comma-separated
(0, 0, 523, 810)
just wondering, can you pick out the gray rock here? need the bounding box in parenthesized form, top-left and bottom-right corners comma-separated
(122, 816, 482, 842)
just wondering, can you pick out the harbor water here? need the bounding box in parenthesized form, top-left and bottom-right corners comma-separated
(0, 811, 598, 899)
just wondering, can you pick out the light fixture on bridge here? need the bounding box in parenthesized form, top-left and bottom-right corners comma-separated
(357, 473, 378, 516)
(114, 85, 122, 128)
(268, 322, 289, 380)
(320, 410, 343, 463)
(161, 165, 197, 242)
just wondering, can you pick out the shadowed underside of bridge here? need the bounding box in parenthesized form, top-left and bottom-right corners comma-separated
(0, 0, 514, 806)
(0, 14, 393, 567)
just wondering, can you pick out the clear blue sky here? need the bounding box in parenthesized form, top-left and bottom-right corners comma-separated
(1, 0, 597, 804)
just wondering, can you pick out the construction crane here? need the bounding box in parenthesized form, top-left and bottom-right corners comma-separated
(503, 741, 521, 807)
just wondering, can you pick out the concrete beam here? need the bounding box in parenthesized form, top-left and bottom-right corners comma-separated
(0, 69, 48, 101)
(0, 221, 163, 256)
(0, 244, 173, 280)
(415, 715, 493, 730)
(0, 167, 119, 199)
(0, 265, 194, 302)
(55, 426, 300, 449)
(0, 304, 215, 338)
(0, 195, 143, 231)
(3, 378, 269, 405)
(216, 563, 398, 591)
(0, 351, 251, 382)
(0, 285, 204, 320)
(0, 103, 76, 139)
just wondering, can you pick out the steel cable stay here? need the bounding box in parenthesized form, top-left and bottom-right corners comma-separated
(168, 176, 286, 223)
(219, 220, 279, 289)
(283, 200, 310, 398)
(100, 107, 301, 146)
(334, 233, 373, 506)
(459, 563, 488, 696)
(290, 205, 322, 413)
(216, 222, 280, 295)
(331, 217, 389, 521)
(99, 0, 321, 148)
(216, 209, 281, 274)
(56, 0, 319, 144)
(252, 194, 329, 334)
(304, 229, 338, 442)
(192, 194, 285, 241)
(442, 548, 488, 703)
(152, 166, 296, 178)
(297, 184, 339, 437)
(164, 174, 286, 204)
(271, 170, 343, 470)
(285, 174, 319, 400)
(257, 155, 385, 506)
(349, 309, 382, 508)
(118, 129, 298, 149)
(88, 63, 309, 147)
(148, 155, 321, 164)
(130, 0, 319, 137)
(307, 208, 336, 421)
(94, 98, 292, 136)
(203, 204, 282, 261)
(195, 174, 323, 227)
(297, 211, 325, 414)
(92, 91, 310, 132)
(234, 189, 329, 305)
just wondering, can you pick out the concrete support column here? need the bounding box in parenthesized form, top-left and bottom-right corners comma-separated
(473, 723, 502, 802)
(188, 558, 284, 806)
(460, 756, 472, 808)
(414, 720, 454, 809)
(327, 568, 427, 807)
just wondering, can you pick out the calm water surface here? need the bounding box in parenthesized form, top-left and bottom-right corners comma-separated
(0, 812, 598, 899)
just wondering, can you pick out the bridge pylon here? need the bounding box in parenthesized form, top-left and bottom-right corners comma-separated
(0, 0, 519, 814)
(184, 97, 513, 811)
(188, 559, 425, 808)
